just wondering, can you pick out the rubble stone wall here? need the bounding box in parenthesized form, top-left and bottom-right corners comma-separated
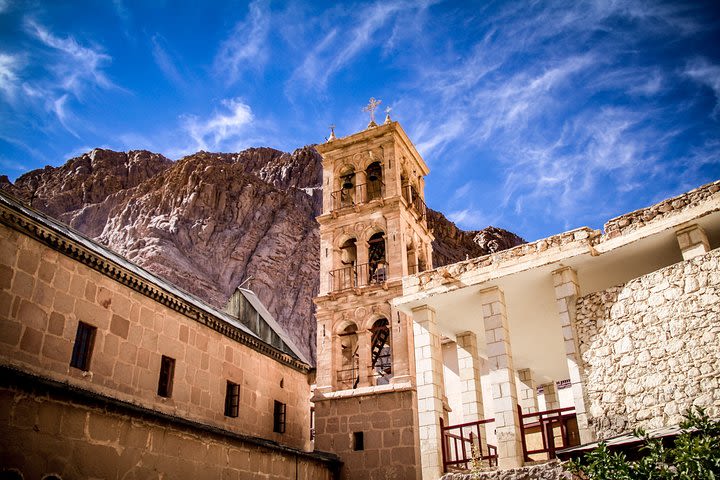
(439, 460, 571, 480)
(575, 248, 720, 438)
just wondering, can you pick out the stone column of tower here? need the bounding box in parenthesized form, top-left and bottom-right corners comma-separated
(312, 120, 434, 480)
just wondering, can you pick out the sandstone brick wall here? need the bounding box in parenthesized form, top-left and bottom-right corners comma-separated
(313, 389, 420, 479)
(575, 248, 720, 438)
(0, 222, 311, 450)
(0, 381, 337, 480)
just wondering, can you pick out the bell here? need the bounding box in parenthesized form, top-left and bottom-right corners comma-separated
(368, 173, 378, 182)
(342, 180, 354, 189)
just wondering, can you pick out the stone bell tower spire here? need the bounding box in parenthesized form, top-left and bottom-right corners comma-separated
(312, 100, 434, 479)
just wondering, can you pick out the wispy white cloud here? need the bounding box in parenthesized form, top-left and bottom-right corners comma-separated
(499, 107, 662, 222)
(684, 58, 720, 114)
(0, 52, 20, 99)
(51, 94, 79, 138)
(25, 18, 113, 95)
(214, 0, 270, 84)
(0, 157, 28, 172)
(447, 207, 493, 230)
(181, 98, 255, 152)
(0, 0, 10, 14)
(151, 35, 189, 91)
(286, 0, 431, 94)
(13, 19, 118, 136)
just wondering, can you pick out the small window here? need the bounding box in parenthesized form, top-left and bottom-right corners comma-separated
(157, 355, 175, 398)
(273, 400, 286, 433)
(225, 381, 240, 417)
(70, 322, 96, 371)
(353, 431, 364, 451)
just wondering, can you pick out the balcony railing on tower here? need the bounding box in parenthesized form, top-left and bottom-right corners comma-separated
(402, 185, 427, 221)
(331, 181, 385, 211)
(328, 263, 389, 292)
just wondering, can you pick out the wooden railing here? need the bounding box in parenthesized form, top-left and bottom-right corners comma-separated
(440, 417, 498, 472)
(402, 185, 427, 221)
(330, 181, 385, 211)
(518, 405, 579, 460)
(328, 263, 388, 292)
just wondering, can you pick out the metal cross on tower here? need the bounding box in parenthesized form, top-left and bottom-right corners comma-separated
(363, 97, 382, 127)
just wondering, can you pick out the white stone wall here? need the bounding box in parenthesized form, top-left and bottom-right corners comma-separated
(439, 460, 571, 480)
(575, 248, 720, 438)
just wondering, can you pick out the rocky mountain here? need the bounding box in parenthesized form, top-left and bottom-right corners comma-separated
(1, 147, 524, 362)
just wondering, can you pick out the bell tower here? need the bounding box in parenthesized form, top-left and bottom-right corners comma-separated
(312, 102, 433, 479)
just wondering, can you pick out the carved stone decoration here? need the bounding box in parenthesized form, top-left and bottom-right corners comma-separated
(354, 307, 367, 319)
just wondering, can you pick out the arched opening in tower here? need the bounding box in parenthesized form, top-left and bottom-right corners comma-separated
(366, 161, 383, 201)
(339, 238, 358, 289)
(339, 166, 356, 207)
(368, 232, 386, 283)
(370, 318, 392, 385)
(338, 323, 359, 389)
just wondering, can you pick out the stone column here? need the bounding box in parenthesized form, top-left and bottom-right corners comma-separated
(479, 287, 523, 468)
(355, 170, 367, 204)
(357, 241, 369, 286)
(676, 224, 710, 260)
(456, 331, 488, 453)
(517, 368, 538, 414)
(542, 381, 560, 410)
(357, 329, 372, 387)
(319, 232, 334, 294)
(314, 312, 335, 393)
(390, 307, 412, 385)
(552, 266, 594, 444)
(412, 304, 445, 480)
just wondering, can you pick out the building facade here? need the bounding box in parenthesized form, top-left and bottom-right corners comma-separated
(0, 192, 340, 479)
(312, 120, 434, 479)
(394, 180, 720, 479)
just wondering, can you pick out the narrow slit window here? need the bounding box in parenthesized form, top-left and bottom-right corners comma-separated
(353, 431, 364, 451)
(273, 400, 286, 433)
(225, 381, 240, 417)
(157, 355, 175, 398)
(70, 322, 96, 371)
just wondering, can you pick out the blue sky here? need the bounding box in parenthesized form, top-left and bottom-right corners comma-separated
(1, 0, 719, 241)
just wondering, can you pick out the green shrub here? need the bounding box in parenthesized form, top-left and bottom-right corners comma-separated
(565, 408, 720, 479)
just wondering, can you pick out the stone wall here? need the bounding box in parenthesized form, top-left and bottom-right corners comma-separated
(440, 460, 571, 480)
(313, 389, 420, 479)
(0, 375, 338, 480)
(575, 248, 720, 438)
(0, 221, 311, 450)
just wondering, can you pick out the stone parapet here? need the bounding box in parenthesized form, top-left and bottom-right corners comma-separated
(575, 248, 720, 438)
(402, 227, 596, 294)
(603, 180, 720, 239)
(399, 180, 720, 300)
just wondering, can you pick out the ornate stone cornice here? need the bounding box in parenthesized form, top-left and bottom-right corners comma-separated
(0, 193, 310, 374)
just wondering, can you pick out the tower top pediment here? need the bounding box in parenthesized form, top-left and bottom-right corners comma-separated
(316, 121, 429, 176)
